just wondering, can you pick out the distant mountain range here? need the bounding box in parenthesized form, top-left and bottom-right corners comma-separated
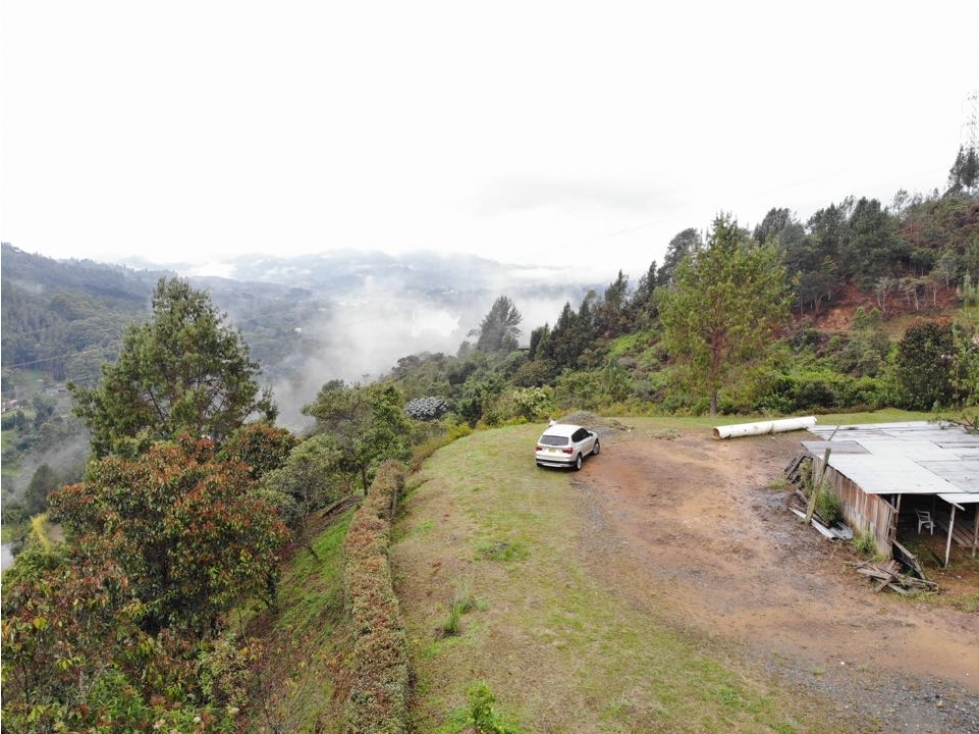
(2, 243, 601, 426)
(119, 248, 598, 301)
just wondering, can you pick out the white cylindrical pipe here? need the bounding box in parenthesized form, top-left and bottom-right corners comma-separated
(712, 416, 817, 439)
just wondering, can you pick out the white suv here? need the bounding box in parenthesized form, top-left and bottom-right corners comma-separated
(535, 423, 600, 470)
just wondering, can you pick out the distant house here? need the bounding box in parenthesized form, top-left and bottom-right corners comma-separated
(802, 421, 979, 566)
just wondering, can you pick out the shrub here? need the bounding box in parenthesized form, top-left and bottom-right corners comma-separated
(554, 367, 631, 411)
(511, 386, 554, 420)
(442, 603, 464, 636)
(250, 486, 302, 529)
(816, 490, 844, 526)
(852, 527, 877, 557)
(475, 540, 527, 562)
(467, 681, 522, 734)
(511, 358, 557, 387)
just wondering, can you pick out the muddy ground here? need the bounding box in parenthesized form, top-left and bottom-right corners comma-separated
(571, 422, 979, 733)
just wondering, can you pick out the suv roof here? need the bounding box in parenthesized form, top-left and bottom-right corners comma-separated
(540, 423, 583, 437)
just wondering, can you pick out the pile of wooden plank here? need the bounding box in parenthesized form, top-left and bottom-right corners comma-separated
(784, 454, 810, 488)
(788, 506, 854, 540)
(850, 560, 939, 595)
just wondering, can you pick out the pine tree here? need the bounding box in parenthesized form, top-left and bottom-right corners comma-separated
(658, 215, 791, 415)
(69, 277, 275, 458)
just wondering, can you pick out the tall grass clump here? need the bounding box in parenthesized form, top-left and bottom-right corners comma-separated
(852, 527, 877, 557)
(815, 489, 844, 526)
(441, 578, 477, 637)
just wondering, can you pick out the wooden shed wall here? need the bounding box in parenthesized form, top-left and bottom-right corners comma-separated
(814, 457, 895, 556)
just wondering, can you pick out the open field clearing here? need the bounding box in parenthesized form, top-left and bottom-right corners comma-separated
(392, 417, 979, 734)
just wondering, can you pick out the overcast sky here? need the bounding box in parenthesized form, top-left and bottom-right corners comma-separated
(2, 1, 977, 282)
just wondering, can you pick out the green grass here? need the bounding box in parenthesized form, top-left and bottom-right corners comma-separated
(239, 508, 357, 734)
(810, 408, 937, 425)
(392, 422, 835, 733)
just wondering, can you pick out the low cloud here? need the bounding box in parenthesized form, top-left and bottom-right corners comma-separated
(268, 277, 593, 431)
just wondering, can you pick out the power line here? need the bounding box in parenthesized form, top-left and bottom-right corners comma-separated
(1, 347, 106, 371)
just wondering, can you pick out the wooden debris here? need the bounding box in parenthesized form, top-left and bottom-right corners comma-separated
(784, 454, 809, 485)
(892, 540, 928, 581)
(850, 560, 939, 594)
(804, 448, 831, 525)
(789, 507, 854, 541)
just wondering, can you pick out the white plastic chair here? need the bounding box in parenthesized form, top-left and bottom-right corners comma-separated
(915, 509, 935, 535)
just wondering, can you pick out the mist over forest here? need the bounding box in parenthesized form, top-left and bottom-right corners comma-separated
(1, 242, 599, 443)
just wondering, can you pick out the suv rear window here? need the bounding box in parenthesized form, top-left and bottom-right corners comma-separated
(539, 435, 569, 446)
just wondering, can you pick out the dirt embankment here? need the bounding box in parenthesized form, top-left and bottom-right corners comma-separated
(571, 424, 979, 733)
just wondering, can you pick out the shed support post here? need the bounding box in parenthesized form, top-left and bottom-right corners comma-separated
(892, 494, 902, 544)
(972, 508, 978, 559)
(944, 504, 957, 568)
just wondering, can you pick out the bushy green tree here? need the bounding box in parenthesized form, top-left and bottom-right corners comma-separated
(1, 543, 247, 732)
(49, 435, 288, 635)
(657, 215, 791, 415)
(69, 277, 276, 458)
(219, 421, 298, 481)
(951, 315, 979, 407)
(23, 463, 60, 517)
(626, 259, 658, 326)
(302, 381, 411, 491)
(895, 321, 955, 410)
(593, 270, 630, 338)
(842, 197, 905, 285)
(260, 433, 343, 522)
(540, 296, 597, 370)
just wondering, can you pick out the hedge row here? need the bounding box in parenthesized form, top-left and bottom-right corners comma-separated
(343, 460, 410, 734)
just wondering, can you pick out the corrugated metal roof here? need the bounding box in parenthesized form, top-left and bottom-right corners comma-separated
(805, 421, 979, 497)
(939, 492, 979, 506)
(801, 440, 868, 455)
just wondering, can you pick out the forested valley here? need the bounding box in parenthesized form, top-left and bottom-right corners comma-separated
(2, 160, 978, 731)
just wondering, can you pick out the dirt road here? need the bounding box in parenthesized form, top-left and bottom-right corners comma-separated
(571, 423, 979, 733)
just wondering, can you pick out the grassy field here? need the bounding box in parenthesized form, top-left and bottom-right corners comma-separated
(391, 418, 867, 734)
(239, 508, 357, 734)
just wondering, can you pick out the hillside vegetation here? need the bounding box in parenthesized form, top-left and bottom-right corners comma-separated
(2, 170, 978, 731)
(386, 191, 979, 428)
